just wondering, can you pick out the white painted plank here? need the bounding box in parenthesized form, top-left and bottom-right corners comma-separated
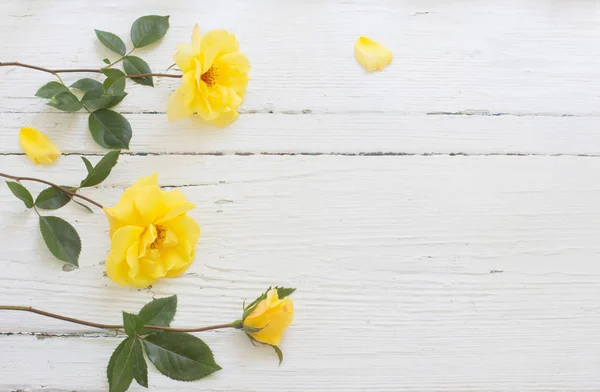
(2, 332, 600, 392)
(1, 0, 599, 115)
(1, 155, 600, 390)
(1, 111, 600, 155)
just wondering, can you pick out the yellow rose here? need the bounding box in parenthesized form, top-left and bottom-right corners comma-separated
(167, 24, 250, 127)
(19, 127, 61, 165)
(103, 173, 200, 288)
(243, 288, 294, 346)
(354, 36, 392, 72)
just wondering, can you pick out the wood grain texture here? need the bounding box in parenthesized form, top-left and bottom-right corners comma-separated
(2, 0, 600, 390)
(1, 0, 600, 115)
(2, 112, 600, 155)
(1, 155, 600, 390)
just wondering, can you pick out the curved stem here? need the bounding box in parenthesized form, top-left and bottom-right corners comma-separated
(0, 306, 234, 333)
(0, 61, 182, 79)
(0, 172, 104, 209)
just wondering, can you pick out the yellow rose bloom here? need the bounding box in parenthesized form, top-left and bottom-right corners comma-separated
(167, 24, 250, 127)
(354, 36, 392, 72)
(243, 288, 294, 346)
(19, 127, 61, 165)
(103, 173, 200, 288)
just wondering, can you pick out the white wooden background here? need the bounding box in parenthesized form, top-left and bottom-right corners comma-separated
(1, 0, 600, 391)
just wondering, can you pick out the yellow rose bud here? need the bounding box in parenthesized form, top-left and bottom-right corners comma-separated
(19, 127, 61, 165)
(243, 288, 294, 346)
(103, 173, 200, 288)
(167, 24, 250, 127)
(354, 36, 392, 72)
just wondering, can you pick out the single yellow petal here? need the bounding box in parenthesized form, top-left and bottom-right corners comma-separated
(199, 30, 239, 72)
(126, 242, 141, 278)
(191, 24, 202, 52)
(354, 36, 392, 72)
(173, 43, 196, 73)
(19, 127, 61, 165)
(106, 226, 144, 286)
(134, 185, 167, 225)
(210, 110, 239, 128)
(164, 215, 201, 246)
(138, 224, 158, 258)
(167, 90, 193, 122)
(155, 202, 195, 225)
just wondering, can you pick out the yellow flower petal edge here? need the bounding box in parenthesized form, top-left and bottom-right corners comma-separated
(167, 24, 250, 127)
(354, 36, 393, 72)
(19, 127, 61, 165)
(243, 288, 294, 346)
(103, 173, 200, 288)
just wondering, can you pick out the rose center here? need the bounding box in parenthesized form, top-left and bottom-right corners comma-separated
(150, 225, 166, 249)
(201, 67, 218, 87)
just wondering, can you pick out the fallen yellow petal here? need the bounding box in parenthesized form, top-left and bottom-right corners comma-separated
(19, 127, 61, 165)
(354, 36, 392, 72)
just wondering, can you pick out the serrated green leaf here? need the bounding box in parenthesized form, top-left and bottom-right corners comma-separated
(73, 199, 94, 213)
(276, 287, 296, 299)
(71, 78, 103, 93)
(79, 150, 120, 188)
(103, 58, 111, 65)
(35, 81, 70, 99)
(123, 312, 144, 337)
(81, 156, 94, 173)
(88, 110, 132, 149)
(131, 15, 170, 48)
(39, 216, 81, 266)
(95, 29, 126, 56)
(47, 92, 82, 112)
(143, 332, 221, 381)
(138, 295, 177, 334)
(123, 56, 153, 87)
(107, 337, 136, 392)
(133, 339, 148, 388)
(6, 181, 33, 208)
(271, 345, 283, 365)
(35, 186, 73, 210)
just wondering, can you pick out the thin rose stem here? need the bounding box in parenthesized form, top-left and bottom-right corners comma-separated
(0, 172, 104, 209)
(0, 61, 182, 78)
(0, 306, 234, 333)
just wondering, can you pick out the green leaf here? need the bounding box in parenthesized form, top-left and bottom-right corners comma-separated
(95, 29, 126, 56)
(133, 340, 148, 388)
(271, 345, 283, 365)
(35, 186, 73, 210)
(82, 90, 127, 111)
(123, 56, 153, 87)
(88, 109, 132, 149)
(102, 69, 126, 96)
(73, 200, 94, 213)
(6, 181, 33, 208)
(47, 92, 83, 112)
(39, 216, 81, 266)
(71, 78, 103, 93)
(138, 295, 177, 334)
(131, 15, 170, 48)
(276, 287, 296, 299)
(242, 324, 264, 334)
(103, 58, 111, 65)
(79, 150, 120, 188)
(81, 156, 94, 173)
(35, 81, 70, 99)
(123, 312, 144, 337)
(143, 332, 221, 381)
(107, 337, 138, 392)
